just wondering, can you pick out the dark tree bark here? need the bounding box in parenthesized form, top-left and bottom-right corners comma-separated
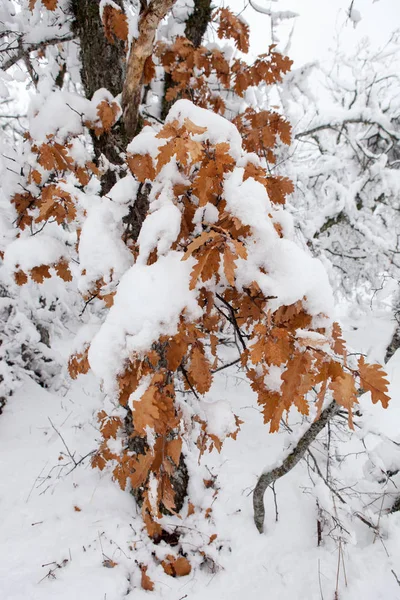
(385, 297, 400, 363)
(70, 0, 128, 194)
(70, 0, 126, 99)
(385, 325, 400, 363)
(70, 0, 210, 517)
(161, 0, 212, 120)
(184, 0, 213, 47)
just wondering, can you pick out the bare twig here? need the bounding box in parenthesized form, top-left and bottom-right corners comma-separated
(1, 34, 75, 71)
(179, 364, 200, 400)
(48, 418, 77, 466)
(253, 400, 340, 533)
(216, 293, 247, 351)
(212, 357, 241, 374)
(391, 569, 400, 587)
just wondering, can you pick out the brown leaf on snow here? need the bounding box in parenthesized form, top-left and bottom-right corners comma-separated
(129, 452, 154, 488)
(97, 99, 120, 133)
(102, 5, 128, 44)
(166, 438, 182, 466)
(161, 555, 191, 577)
(140, 564, 154, 591)
(30, 0, 58, 11)
(132, 385, 160, 434)
(102, 558, 118, 568)
(223, 245, 236, 286)
(54, 260, 72, 282)
(68, 347, 90, 380)
(332, 322, 346, 357)
(330, 370, 358, 428)
(43, 0, 58, 9)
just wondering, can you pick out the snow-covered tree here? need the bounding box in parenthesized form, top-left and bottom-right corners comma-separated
(283, 31, 400, 360)
(0, 0, 392, 587)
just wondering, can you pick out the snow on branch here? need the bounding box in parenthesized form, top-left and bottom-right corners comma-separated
(0, 33, 75, 72)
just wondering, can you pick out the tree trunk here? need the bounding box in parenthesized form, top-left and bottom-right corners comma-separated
(122, 0, 177, 139)
(385, 325, 400, 363)
(71, 0, 212, 517)
(161, 0, 212, 120)
(70, 0, 128, 194)
(385, 295, 400, 363)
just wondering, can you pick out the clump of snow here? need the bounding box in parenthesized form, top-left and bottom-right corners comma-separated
(88, 252, 202, 394)
(78, 199, 133, 297)
(200, 398, 237, 439)
(223, 173, 334, 318)
(69, 323, 102, 357)
(137, 201, 181, 265)
(0, 70, 11, 97)
(127, 124, 163, 158)
(160, 0, 195, 39)
(29, 91, 94, 142)
(350, 8, 362, 27)
(127, 124, 165, 159)
(107, 175, 139, 205)
(264, 364, 284, 392)
(4, 234, 66, 272)
(194, 203, 219, 225)
(167, 99, 243, 160)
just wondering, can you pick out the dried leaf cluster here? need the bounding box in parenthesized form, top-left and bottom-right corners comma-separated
(89, 115, 390, 552)
(155, 7, 291, 117)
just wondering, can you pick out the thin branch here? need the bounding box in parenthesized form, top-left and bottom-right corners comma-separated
(65, 450, 96, 476)
(1, 34, 75, 71)
(48, 417, 77, 467)
(307, 449, 346, 504)
(216, 293, 247, 351)
(392, 570, 400, 587)
(295, 118, 400, 142)
(253, 400, 340, 533)
(212, 357, 241, 374)
(179, 364, 200, 400)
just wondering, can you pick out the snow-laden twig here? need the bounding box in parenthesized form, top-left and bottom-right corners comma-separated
(1, 34, 76, 71)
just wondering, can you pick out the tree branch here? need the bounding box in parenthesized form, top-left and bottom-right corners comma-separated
(253, 400, 340, 533)
(215, 293, 247, 352)
(1, 34, 75, 72)
(122, 0, 176, 139)
(295, 119, 400, 142)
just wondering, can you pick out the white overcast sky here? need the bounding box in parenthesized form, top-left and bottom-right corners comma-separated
(228, 0, 399, 66)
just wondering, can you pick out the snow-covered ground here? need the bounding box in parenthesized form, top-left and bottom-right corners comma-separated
(1, 313, 400, 600)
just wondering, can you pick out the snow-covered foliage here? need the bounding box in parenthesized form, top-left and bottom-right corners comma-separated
(285, 32, 400, 307)
(0, 0, 398, 598)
